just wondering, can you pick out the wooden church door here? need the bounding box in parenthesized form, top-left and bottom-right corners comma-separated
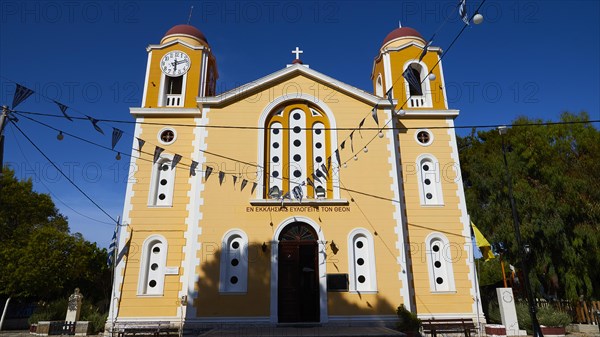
(277, 223, 320, 323)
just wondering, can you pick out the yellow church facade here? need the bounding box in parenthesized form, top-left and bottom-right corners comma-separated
(108, 24, 482, 329)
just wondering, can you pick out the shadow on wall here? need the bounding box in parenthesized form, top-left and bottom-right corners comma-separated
(191, 242, 397, 322)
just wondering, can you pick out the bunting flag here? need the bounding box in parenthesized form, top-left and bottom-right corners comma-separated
(471, 221, 495, 261)
(190, 160, 198, 176)
(340, 140, 346, 150)
(233, 176, 238, 188)
(171, 154, 182, 170)
(218, 171, 225, 185)
(349, 131, 355, 152)
(86, 115, 105, 134)
(240, 179, 248, 191)
(358, 118, 365, 138)
(327, 156, 332, 171)
(371, 106, 379, 125)
(316, 169, 326, 182)
(53, 101, 73, 121)
(459, 0, 469, 25)
(321, 163, 329, 175)
(107, 227, 118, 267)
(136, 138, 145, 152)
(306, 177, 315, 188)
(292, 185, 303, 202)
(419, 35, 435, 62)
(205, 166, 213, 181)
(334, 149, 341, 167)
(12, 84, 34, 109)
(111, 128, 124, 149)
(251, 182, 258, 194)
(281, 192, 291, 206)
(403, 67, 423, 96)
(386, 87, 394, 109)
(153, 146, 164, 163)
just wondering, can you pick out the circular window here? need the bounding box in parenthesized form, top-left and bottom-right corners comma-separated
(316, 170, 323, 177)
(151, 263, 159, 271)
(158, 128, 177, 145)
(356, 241, 364, 249)
(160, 179, 167, 186)
(161, 165, 169, 171)
(158, 193, 166, 200)
(315, 142, 322, 149)
(273, 142, 280, 149)
(230, 276, 238, 284)
(272, 128, 280, 135)
(272, 171, 279, 178)
(293, 113, 301, 120)
(432, 244, 440, 252)
(149, 280, 157, 288)
(231, 241, 240, 249)
(293, 170, 302, 178)
(315, 129, 322, 135)
(415, 129, 433, 146)
(293, 126, 301, 133)
(358, 275, 366, 283)
(152, 246, 161, 254)
(426, 193, 433, 199)
(316, 156, 322, 163)
(434, 261, 442, 268)
(423, 164, 430, 171)
(294, 140, 301, 147)
(293, 154, 301, 162)
(272, 156, 279, 163)
(357, 258, 364, 266)
(436, 277, 444, 285)
(424, 179, 431, 185)
(231, 258, 239, 266)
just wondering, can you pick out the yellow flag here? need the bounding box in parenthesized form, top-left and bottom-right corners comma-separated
(471, 221, 495, 261)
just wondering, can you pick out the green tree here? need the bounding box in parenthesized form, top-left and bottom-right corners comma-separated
(459, 112, 600, 300)
(0, 168, 111, 303)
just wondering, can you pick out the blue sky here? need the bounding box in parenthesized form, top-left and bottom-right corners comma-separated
(1, 0, 599, 248)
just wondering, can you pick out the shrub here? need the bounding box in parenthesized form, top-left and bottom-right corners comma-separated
(396, 304, 421, 332)
(515, 301, 571, 333)
(82, 310, 108, 334)
(28, 299, 68, 324)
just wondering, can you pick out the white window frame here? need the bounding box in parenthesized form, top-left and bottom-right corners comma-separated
(148, 154, 176, 207)
(425, 232, 456, 293)
(219, 229, 249, 294)
(375, 74, 383, 97)
(137, 235, 168, 296)
(347, 228, 377, 293)
(416, 154, 444, 206)
(402, 60, 433, 108)
(158, 72, 188, 107)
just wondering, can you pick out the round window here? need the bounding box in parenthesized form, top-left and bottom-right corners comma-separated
(158, 128, 176, 145)
(414, 129, 434, 146)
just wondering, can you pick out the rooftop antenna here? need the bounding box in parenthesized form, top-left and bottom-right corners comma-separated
(398, 20, 402, 28)
(187, 5, 194, 25)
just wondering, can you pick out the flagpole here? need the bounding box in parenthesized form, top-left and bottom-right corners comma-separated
(0, 106, 9, 178)
(110, 216, 120, 337)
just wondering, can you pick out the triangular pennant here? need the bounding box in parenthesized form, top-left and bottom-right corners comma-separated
(306, 177, 315, 188)
(340, 140, 346, 150)
(349, 131, 355, 153)
(86, 115, 104, 134)
(281, 192, 291, 206)
(218, 171, 225, 185)
(321, 163, 329, 175)
(171, 154, 182, 170)
(358, 118, 365, 138)
(419, 34, 435, 62)
(386, 87, 395, 114)
(334, 149, 341, 167)
(136, 138, 145, 152)
(240, 179, 248, 191)
(251, 182, 258, 195)
(292, 185, 303, 203)
(403, 67, 423, 96)
(371, 105, 379, 126)
(233, 176, 238, 189)
(459, 0, 469, 25)
(205, 166, 213, 181)
(153, 146, 164, 164)
(190, 160, 198, 177)
(327, 156, 332, 172)
(12, 84, 34, 109)
(111, 128, 124, 150)
(53, 101, 73, 121)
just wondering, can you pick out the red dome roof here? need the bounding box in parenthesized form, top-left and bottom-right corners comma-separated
(382, 27, 424, 46)
(163, 24, 208, 44)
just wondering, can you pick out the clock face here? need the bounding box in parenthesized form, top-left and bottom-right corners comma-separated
(160, 51, 191, 77)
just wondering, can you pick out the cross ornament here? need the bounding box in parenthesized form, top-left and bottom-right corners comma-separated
(292, 47, 303, 60)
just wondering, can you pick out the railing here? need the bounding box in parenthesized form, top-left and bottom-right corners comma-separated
(408, 96, 430, 108)
(48, 321, 75, 335)
(535, 298, 600, 324)
(166, 94, 183, 107)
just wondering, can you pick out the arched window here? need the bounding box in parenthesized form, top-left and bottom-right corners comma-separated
(375, 74, 383, 97)
(264, 103, 332, 200)
(138, 235, 167, 295)
(348, 229, 377, 292)
(219, 230, 248, 293)
(149, 155, 176, 206)
(425, 233, 456, 292)
(416, 154, 443, 206)
(404, 61, 433, 108)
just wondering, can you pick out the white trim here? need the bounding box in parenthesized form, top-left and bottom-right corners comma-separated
(141, 52, 152, 107)
(446, 118, 480, 317)
(385, 107, 413, 311)
(416, 153, 444, 206)
(414, 129, 434, 147)
(347, 228, 378, 292)
(157, 127, 177, 145)
(438, 54, 449, 110)
(256, 94, 341, 200)
(147, 39, 209, 52)
(199, 52, 208, 98)
(198, 64, 395, 108)
(109, 118, 143, 321)
(375, 74, 383, 97)
(417, 313, 478, 320)
(328, 315, 398, 322)
(219, 229, 249, 293)
(113, 317, 178, 322)
(381, 41, 442, 54)
(148, 153, 176, 207)
(383, 53, 392, 93)
(130, 107, 201, 116)
(402, 60, 433, 108)
(270, 216, 328, 324)
(180, 114, 208, 320)
(249, 199, 348, 206)
(424, 232, 457, 293)
(137, 234, 169, 296)
(402, 109, 459, 117)
(183, 316, 270, 323)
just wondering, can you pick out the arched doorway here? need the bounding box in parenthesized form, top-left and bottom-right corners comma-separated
(277, 222, 320, 323)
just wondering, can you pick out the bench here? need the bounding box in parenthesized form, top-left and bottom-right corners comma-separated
(421, 318, 477, 337)
(116, 321, 178, 337)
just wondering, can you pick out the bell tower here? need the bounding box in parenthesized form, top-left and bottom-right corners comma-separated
(142, 24, 218, 108)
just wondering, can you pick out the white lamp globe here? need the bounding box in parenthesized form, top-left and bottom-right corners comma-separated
(473, 13, 484, 25)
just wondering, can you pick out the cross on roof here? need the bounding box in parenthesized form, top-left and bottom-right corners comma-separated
(292, 47, 303, 60)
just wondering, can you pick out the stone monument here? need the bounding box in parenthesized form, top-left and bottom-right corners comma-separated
(496, 287, 523, 336)
(65, 288, 83, 322)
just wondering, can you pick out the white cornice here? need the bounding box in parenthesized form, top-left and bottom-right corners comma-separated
(130, 107, 200, 117)
(197, 64, 397, 108)
(147, 39, 209, 52)
(371, 43, 442, 77)
(401, 109, 459, 117)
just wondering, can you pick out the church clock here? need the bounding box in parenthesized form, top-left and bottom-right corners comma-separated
(160, 50, 191, 77)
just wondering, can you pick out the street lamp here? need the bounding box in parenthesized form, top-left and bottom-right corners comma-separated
(498, 126, 543, 337)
